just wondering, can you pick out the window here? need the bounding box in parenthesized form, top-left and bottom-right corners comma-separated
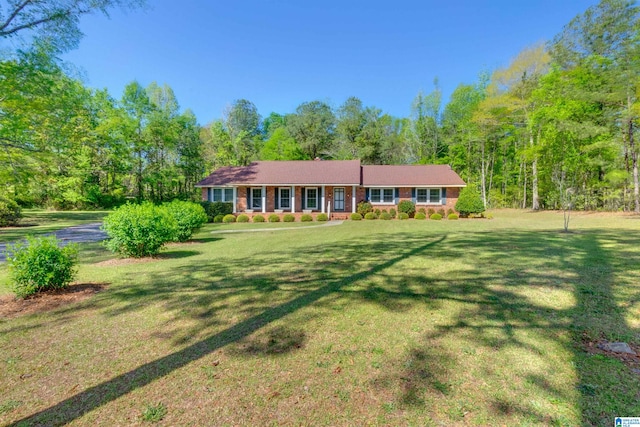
(369, 188, 394, 204)
(279, 187, 291, 209)
(416, 188, 441, 204)
(211, 187, 234, 202)
(251, 187, 263, 209)
(306, 187, 318, 209)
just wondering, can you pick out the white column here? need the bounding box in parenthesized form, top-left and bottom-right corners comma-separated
(232, 187, 237, 213)
(291, 186, 295, 213)
(321, 186, 326, 213)
(352, 186, 357, 213)
(261, 186, 266, 213)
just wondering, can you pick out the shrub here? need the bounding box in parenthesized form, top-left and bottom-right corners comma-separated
(448, 213, 459, 220)
(222, 214, 236, 223)
(102, 202, 178, 257)
(380, 212, 392, 220)
(389, 208, 397, 219)
(163, 200, 208, 242)
(364, 212, 377, 220)
(300, 214, 313, 222)
(437, 208, 446, 217)
(357, 201, 373, 217)
(213, 214, 225, 223)
(0, 196, 22, 227)
(447, 208, 455, 215)
(414, 212, 427, 220)
(200, 201, 233, 222)
(253, 214, 265, 222)
(398, 212, 409, 220)
(418, 207, 426, 215)
(430, 213, 443, 220)
(350, 213, 363, 221)
(374, 208, 381, 216)
(7, 236, 78, 298)
(283, 214, 295, 222)
(268, 214, 280, 222)
(316, 213, 328, 221)
(237, 214, 250, 223)
(427, 208, 435, 216)
(397, 200, 415, 217)
(455, 187, 485, 218)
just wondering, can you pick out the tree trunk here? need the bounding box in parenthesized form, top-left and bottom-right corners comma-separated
(629, 119, 639, 213)
(531, 130, 540, 210)
(481, 139, 487, 208)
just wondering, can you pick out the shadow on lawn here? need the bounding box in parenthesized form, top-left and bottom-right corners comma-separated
(8, 227, 640, 426)
(10, 232, 446, 426)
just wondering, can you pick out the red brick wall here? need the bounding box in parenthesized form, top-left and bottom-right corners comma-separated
(201, 188, 208, 201)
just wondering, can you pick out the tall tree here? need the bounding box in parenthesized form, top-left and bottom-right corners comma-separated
(286, 101, 335, 159)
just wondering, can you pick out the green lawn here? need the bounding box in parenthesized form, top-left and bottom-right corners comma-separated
(0, 210, 109, 244)
(1, 210, 639, 426)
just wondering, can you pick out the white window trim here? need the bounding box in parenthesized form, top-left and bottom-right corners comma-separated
(278, 187, 291, 210)
(305, 187, 319, 210)
(369, 187, 395, 204)
(415, 187, 442, 205)
(210, 187, 235, 203)
(250, 187, 263, 210)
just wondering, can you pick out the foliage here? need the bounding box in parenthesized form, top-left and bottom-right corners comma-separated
(448, 213, 459, 220)
(316, 213, 328, 221)
(364, 212, 377, 220)
(301, 214, 313, 222)
(437, 208, 446, 216)
(0, 196, 22, 227)
(418, 207, 426, 215)
(200, 201, 233, 222)
(7, 236, 78, 298)
(430, 213, 443, 220)
(357, 201, 373, 217)
(222, 214, 236, 223)
(163, 200, 207, 242)
(283, 214, 295, 222)
(350, 213, 362, 221)
(380, 212, 392, 220)
(414, 212, 427, 220)
(286, 101, 335, 159)
(268, 214, 280, 222)
(237, 214, 250, 223)
(397, 200, 416, 217)
(252, 214, 265, 222)
(427, 208, 435, 216)
(398, 212, 409, 220)
(102, 203, 178, 257)
(455, 187, 485, 218)
(389, 208, 397, 218)
(141, 402, 167, 423)
(213, 214, 225, 223)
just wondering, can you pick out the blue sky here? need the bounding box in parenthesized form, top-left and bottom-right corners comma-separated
(60, 0, 596, 124)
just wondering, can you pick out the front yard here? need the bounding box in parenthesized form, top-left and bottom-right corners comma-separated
(1, 210, 639, 425)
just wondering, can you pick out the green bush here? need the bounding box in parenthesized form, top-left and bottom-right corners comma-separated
(200, 201, 233, 222)
(357, 201, 373, 217)
(380, 212, 392, 220)
(389, 208, 397, 219)
(364, 212, 377, 220)
(283, 214, 295, 222)
(427, 208, 435, 216)
(237, 214, 250, 223)
(213, 214, 225, 223)
(398, 212, 409, 220)
(447, 208, 455, 215)
(253, 214, 265, 222)
(316, 213, 328, 221)
(418, 207, 426, 215)
(7, 236, 78, 298)
(163, 200, 208, 242)
(397, 200, 415, 217)
(430, 213, 442, 220)
(455, 187, 485, 218)
(414, 212, 427, 220)
(350, 213, 363, 221)
(268, 214, 280, 222)
(0, 196, 22, 227)
(222, 214, 236, 223)
(448, 213, 459, 220)
(301, 214, 313, 222)
(374, 208, 381, 216)
(102, 202, 178, 257)
(437, 208, 446, 217)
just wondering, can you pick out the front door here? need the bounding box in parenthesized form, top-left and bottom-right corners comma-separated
(334, 187, 345, 211)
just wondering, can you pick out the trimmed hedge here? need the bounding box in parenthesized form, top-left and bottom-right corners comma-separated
(414, 212, 427, 220)
(253, 214, 265, 222)
(163, 200, 208, 242)
(301, 214, 313, 222)
(364, 212, 377, 220)
(397, 200, 415, 217)
(268, 214, 280, 222)
(213, 214, 225, 223)
(430, 213, 442, 220)
(380, 212, 392, 220)
(356, 201, 373, 217)
(316, 213, 328, 221)
(7, 236, 78, 298)
(223, 214, 236, 223)
(200, 201, 233, 222)
(283, 214, 295, 222)
(448, 213, 459, 220)
(389, 208, 397, 219)
(237, 214, 250, 223)
(350, 213, 363, 221)
(398, 212, 409, 220)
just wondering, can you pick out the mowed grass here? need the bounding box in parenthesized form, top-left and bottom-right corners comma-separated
(0, 210, 639, 426)
(0, 210, 109, 244)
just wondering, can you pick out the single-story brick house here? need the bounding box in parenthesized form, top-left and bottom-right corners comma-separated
(195, 160, 466, 219)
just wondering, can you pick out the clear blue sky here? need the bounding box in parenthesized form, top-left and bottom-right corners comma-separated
(61, 0, 596, 124)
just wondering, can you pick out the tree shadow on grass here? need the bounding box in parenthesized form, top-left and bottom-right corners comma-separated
(10, 233, 446, 426)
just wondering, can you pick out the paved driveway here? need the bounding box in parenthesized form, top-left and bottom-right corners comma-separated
(0, 223, 106, 263)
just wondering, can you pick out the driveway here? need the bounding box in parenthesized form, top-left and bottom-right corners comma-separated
(0, 223, 106, 263)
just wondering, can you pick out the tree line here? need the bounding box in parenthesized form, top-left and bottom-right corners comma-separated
(0, 0, 638, 211)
